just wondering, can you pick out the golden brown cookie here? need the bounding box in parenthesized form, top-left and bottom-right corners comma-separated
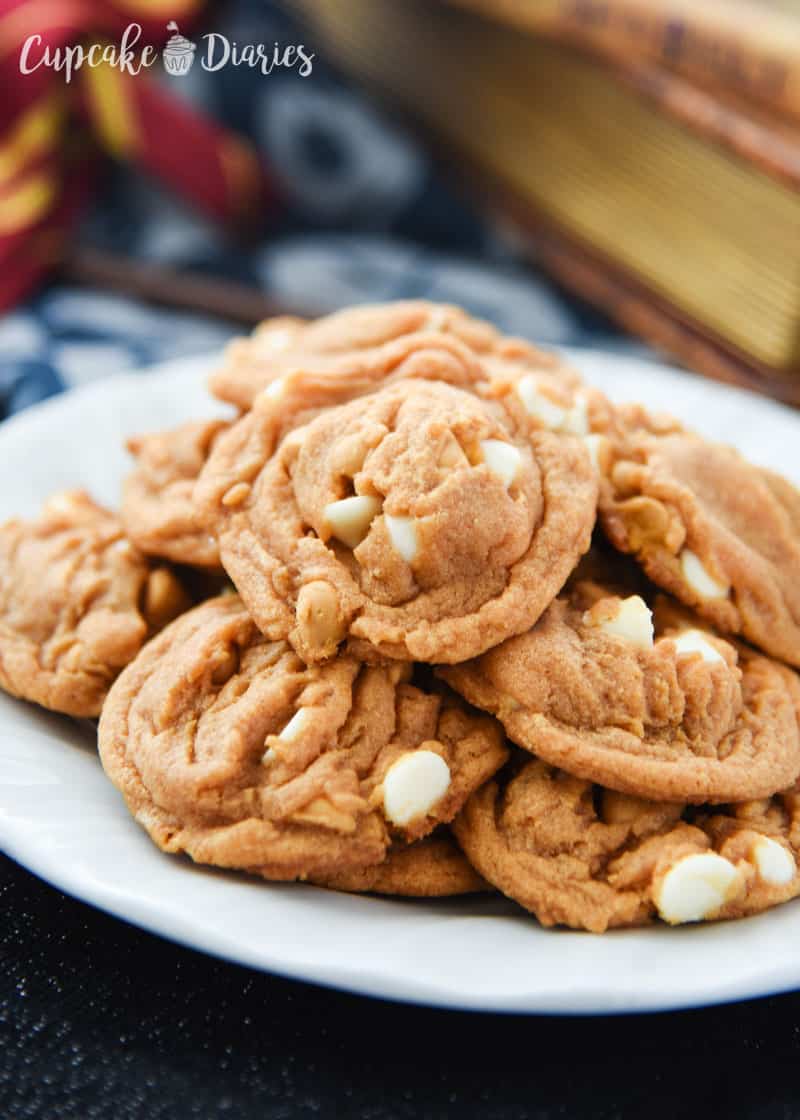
(98, 595, 508, 882)
(599, 409, 800, 666)
(121, 419, 231, 569)
(198, 380, 597, 664)
(0, 491, 190, 717)
(209, 300, 573, 411)
(199, 327, 497, 524)
(211, 314, 306, 408)
(207, 300, 603, 472)
(439, 581, 800, 803)
(454, 756, 800, 932)
(478, 358, 615, 455)
(312, 831, 490, 897)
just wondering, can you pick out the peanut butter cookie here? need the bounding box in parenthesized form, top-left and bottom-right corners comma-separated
(0, 491, 190, 717)
(478, 359, 616, 462)
(122, 419, 231, 569)
(198, 381, 597, 664)
(453, 756, 800, 932)
(312, 831, 490, 896)
(98, 595, 508, 882)
(209, 300, 573, 411)
(599, 409, 800, 666)
(439, 582, 800, 803)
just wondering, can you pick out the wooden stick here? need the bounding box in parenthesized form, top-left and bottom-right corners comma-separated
(61, 247, 312, 325)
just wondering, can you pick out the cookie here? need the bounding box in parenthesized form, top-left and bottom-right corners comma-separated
(199, 325, 497, 521)
(198, 380, 597, 663)
(599, 409, 800, 666)
(211, 315, 306, 409)
(312, 831, 490, 897)
(0, 491, 190, 717)
(209, 300, 573, 411)
(453, 756, 800, 932)
(98, 595, 508, 882)
(478, 358, 615, 458)
(439, 581, 800, 803)
(122, 419, 231, 569)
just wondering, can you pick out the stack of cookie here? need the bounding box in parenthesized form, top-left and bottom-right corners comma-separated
(3, 302, 800, 933)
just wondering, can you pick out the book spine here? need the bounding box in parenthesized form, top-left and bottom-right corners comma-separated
(448, 0, 800, 125)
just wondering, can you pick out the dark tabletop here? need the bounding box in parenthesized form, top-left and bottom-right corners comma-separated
(1, 852, 799, 1120)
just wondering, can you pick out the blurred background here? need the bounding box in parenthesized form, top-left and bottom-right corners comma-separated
(2, 0, 798, 418)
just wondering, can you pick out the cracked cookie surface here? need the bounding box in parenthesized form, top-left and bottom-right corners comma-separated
(198, 381, 597, 663)
(453, 756, 800, 932)
(0, 491, 190, 716)
(440, 581, 800, 803)
(98, 595, 508, 882)
(599, 409, 800, 666)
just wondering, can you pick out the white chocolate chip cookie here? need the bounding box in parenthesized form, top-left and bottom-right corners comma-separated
(198, 381, 597, 664)
(209, 300, 575, 411)
(453, 756, 800, 932)
(311, 830, 491, 897)
(439, 581, 800, 803)
(0, 491, 190, 716)
(98, 595, 508, 882)
(599, 406, 800, 666)
(122, 419, 231, 569)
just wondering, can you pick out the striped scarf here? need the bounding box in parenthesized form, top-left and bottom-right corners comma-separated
(0, 0, 274, 309)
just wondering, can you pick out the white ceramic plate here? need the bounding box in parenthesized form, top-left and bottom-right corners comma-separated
(2, 349, 800, 1015)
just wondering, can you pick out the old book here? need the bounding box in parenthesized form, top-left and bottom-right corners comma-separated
(447, 0, 800, 125)
(604, 59, 800, 191)
(289, 0, 800, 386)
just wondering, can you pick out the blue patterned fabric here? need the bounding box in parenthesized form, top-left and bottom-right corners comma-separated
(1, 0, 648, 422)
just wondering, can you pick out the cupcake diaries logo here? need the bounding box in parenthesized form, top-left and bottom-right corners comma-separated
(18, 21, 315, 83)
(162, 21, 196, 75)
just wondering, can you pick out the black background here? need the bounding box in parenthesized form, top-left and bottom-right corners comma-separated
(2, 853, 800, 1119)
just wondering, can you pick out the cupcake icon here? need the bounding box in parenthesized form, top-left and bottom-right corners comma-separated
(162, 21, 196, 75)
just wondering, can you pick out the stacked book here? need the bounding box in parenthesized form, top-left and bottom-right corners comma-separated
(288, 0, 800, 401)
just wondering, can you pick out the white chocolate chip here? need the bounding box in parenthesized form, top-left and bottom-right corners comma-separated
(44, 493, 81, 517)
(382, 750, 451, 827)
(680, 549, 729, 600)
(655, 852, 741, 924)
(673, 630, 724, 664)
(255, 326, 295, 356)
(385, 514, 419, 563)
(517, 376, 567, 430)
(588, 596, 654, 650)
(752, 836, 795, 886)
(426, 307, 448, 331)
(582, 433, 606, 473)
(562, 392, 590, 436)
(262, 708, 313, 765)
(323, 495, 383, 549)
(278, 708, 313, 741)
(263, 376, 287, 399)
(479, 439, 522, 488)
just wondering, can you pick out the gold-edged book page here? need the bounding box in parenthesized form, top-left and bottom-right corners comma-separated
(291, 0, 800, 371)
